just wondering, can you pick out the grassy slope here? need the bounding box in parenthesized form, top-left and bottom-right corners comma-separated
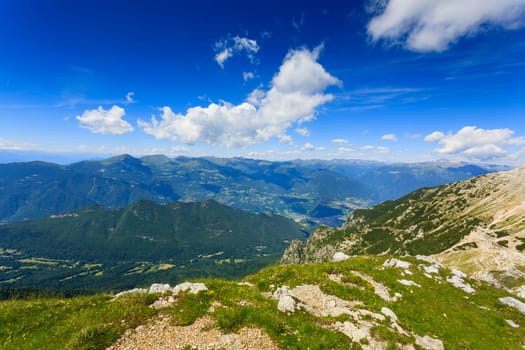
(2, 256, 524, 349)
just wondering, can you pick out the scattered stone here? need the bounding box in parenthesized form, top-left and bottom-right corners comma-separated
(381, 307, 398, 322)
(277, 295, 297, 313)
(415, 335, 445, 350)
(499, 297, 525, 315)
(398, 279, 421, 287)
(446, 270, 475, 294)
(332, 251, 350, 262)
(207, 300, 223, 313)
(506, 319, 519, 328)
(383, 258, 411, 269)
(150, 295, 176, 309)
(108, 315, 279, 350)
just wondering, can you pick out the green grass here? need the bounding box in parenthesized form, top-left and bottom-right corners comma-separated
(0, 293, 157, 350)
(2, 256, 525, 349)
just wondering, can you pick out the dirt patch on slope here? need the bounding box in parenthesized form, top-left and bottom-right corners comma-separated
(107, 315, 279, 350)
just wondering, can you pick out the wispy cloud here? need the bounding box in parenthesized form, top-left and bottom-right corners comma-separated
(57, 92, 137, 109)
(0, 137, 38, 151)
(242, 72, 255, 82)
(332, 138, 349, 144)
(214, 35, 259, 68)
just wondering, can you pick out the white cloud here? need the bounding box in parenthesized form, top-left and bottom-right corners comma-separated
(381, 133, 397, 142)
(405, 133, 422, 140)
(139, 47, 340, 148)
(302, 142, 315, 151)
(301, 142, 324, 151)
(424, 131, 445, 142)
(214, 35, 259, 68)
(360, 144, 390, 153)
(76, 105, 134, 135)
(243, 72, 255, 81)
(295, 127, 311, 137)
(0, 137, 38, 151)
(367, 0, 525, 52)
(424, 126, 525, 160)
(279, 134, 293, 144)
(332, 138, 349, 144)
(126, 92, 134, 103)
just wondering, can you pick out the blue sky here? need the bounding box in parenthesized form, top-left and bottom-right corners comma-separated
(1, 0, 524, 164)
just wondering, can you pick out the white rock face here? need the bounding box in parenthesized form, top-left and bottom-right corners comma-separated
(381, 307, 398, 322)
(506, 319, 520, 328)
(333, 321, 370, 342)
(446, 270, 475, 294)
(148, 283, 172, 294)
(512, 285, 525, 299)
(423, 264, 441, 275)
(398, 279, 421, 287)
(272, 286, 297, 313)
(332, 251, 350, 262)
(113, 288, 147, 299)
(500, 296, 525, 315)
(113, 282, 208, 306)
(415, 335, 445, 350)
(277, 295, 297, 313)
(173, 282, 208, 295)
(383, 258, 411, 269)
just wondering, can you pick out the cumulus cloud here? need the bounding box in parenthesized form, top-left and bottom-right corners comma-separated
(76, 105, 134, 135)
(381, 133, 397, 142)
(424, 131, 445, 142)
(424, 126, 525, 160)
(139, 47, 340, 148)
(214, 35, 259, 68)
(367, 0, 525, 52)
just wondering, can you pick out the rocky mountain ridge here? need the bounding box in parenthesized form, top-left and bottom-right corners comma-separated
(282, 165, 525, 295)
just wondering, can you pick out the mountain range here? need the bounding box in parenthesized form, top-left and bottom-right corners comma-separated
(0, 154, 494, 227)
